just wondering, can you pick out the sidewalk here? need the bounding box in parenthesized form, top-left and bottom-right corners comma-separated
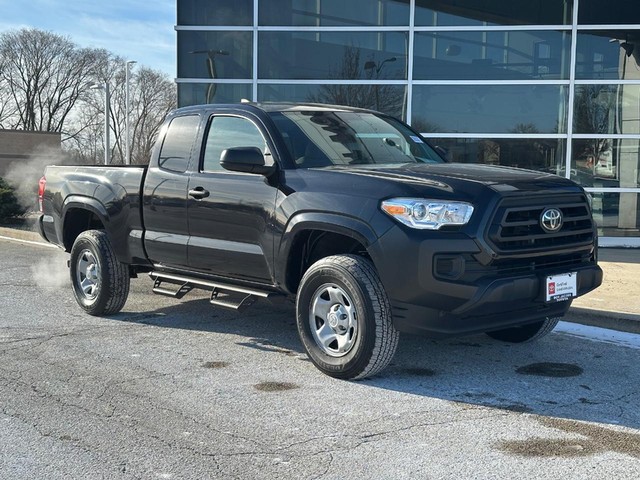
(1, 225, 638, 334)
(566, 248, 640, 334)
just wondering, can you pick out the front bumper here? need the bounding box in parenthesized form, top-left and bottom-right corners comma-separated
(368, 225, 603, 338)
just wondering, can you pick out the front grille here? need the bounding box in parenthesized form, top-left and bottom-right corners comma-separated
(487, 194, 594, 253)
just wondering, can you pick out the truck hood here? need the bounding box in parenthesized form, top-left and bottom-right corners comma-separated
(323, 163, 578, 193)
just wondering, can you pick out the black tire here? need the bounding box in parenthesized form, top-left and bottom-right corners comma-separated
(296, 254, 399, 380)
(485, 317, 560, 343)
(69, 230, 130, 316)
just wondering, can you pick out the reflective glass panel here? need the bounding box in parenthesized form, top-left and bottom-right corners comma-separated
(258, 83, 407, 120)
(413, 31, 570, 80)
(258, 32, 408, 80)
(571, 138, 640, 188)
(259, 0, 409, 26)
(177, 83, 252, 107)
(578, 0, 640, 25)
(177, 0, 253, 26)
(412, 85, 568, 134)
(158, 115, 201, 173)
(178, 31, 252, 79)
(423, 137, 566, 173)
(268, 111, 444, 168)
(203, 117, 267, 172)
(591, 193, 640, 237)
(573, 84, 640, 135)
(576, 30, 640, 80)
(415, 0, 572, 26)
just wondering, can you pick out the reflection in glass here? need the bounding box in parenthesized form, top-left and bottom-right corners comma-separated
(571, 138, 640, 188)
(573, 85, 640, 135)
(424, 137, 566, 173)
(259, 0, 409, 26)
(413, 31, 570, 80)
(178, 31, 252, 79)
(178, 0, 253, 26)
(269, 111, 443, 168)
(178, 83, 252, 107)
(412, 85, 567, 134)
(258, 32, 407, 80)
(158, 116, 201, 173)
(203, 117, 267, 172)
(578, 0, 640, 25)
(415, 0, 572, 26)
(257, 84, 407, 120)
(591, 193, 640, 237)
(576, 31, 640, 80)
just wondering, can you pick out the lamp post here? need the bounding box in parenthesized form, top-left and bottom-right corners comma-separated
(125, 60, 137, 165)
(189, 49, 229, 103)
(90, 83, 110, 165)
(364, 57, 397, 111)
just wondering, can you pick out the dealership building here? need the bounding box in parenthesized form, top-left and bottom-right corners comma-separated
(176, 0, 640, 245)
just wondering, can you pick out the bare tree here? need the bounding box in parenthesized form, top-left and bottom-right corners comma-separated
(307, 46, 405, 119)
(129, 68, 176, 165)
(65, 60, 176, 165)
(0, 28, 102, 132)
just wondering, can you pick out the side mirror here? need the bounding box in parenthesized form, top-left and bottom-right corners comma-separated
(220, 147, 276, 176)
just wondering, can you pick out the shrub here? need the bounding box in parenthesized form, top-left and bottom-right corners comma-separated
(0, 177, 27, 222)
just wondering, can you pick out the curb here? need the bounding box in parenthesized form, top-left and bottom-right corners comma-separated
(564, 307, 640, 335)
(0, 226, 50, 245)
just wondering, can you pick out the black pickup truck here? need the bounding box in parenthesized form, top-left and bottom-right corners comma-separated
(38, 103, 603, 379)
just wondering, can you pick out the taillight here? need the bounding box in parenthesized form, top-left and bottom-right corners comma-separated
(38, 176, 46, 212)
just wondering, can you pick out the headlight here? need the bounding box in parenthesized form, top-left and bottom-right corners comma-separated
(381, 198, 474, 230)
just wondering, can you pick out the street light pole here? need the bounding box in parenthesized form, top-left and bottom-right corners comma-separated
(125, 60, 137, 165)
(91, 83, 110, 165)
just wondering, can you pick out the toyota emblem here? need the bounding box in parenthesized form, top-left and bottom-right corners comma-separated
(540, 208, 563, 233)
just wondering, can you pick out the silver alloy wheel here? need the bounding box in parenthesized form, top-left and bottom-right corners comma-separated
(76, 249, 100, 299)
(309, 283, 358, 357)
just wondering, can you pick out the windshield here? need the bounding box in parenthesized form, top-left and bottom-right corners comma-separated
(269, 111, 445, 168)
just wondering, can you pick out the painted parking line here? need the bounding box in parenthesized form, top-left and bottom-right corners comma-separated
(0, 235, 58, 249)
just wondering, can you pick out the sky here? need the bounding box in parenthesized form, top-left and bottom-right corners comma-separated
(0, 0, 175, 77)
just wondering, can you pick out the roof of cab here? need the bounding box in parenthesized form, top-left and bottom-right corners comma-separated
(170, 101, 379, 116)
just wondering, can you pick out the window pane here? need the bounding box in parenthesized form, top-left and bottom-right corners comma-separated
(571, 138, 640, 188)
(413, 31, 570, 80)
(415, 0, 572, 26)
(573, 85, 640, 135)
(178, 83, 252, 107)
(412, 85, 567, 134)
(591, 193, 640, 237)
(576, 30, 640, 80)
(424, 137, 566, 173)
(158, 115, 201, 173)
(178, 0, 253, 26)
(259, 0, 410, 26)
(579, 0, 640, 25)
(178, 31, 252, 79)
(258, 83, 407, 120)
(258, 32, 407, 80)
(203, 117, 267, 172)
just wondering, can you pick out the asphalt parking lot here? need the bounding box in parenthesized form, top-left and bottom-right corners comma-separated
(1, 238, 640, 479)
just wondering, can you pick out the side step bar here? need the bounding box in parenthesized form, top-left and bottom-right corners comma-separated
(149, 271, 280, 312)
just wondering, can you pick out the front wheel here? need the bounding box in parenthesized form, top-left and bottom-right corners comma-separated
(485, 317, 560, 343)
(69, 230, 130, 316)
(296, 254, 399, 380)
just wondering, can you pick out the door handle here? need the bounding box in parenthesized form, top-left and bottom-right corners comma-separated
(188, 187, 210, 199)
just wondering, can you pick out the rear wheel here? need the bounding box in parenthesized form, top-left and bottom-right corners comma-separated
(69, 230, 130, 315)
(485, 317, 560, 343)
(296, 254, 399, 380)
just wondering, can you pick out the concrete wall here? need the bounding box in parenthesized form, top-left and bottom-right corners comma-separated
(0, 130, 62, 177)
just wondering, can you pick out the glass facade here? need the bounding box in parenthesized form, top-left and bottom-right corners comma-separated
(176, 0, 640, 241)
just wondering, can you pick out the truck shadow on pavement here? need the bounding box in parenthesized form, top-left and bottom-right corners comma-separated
(111, 294, 640, 431)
